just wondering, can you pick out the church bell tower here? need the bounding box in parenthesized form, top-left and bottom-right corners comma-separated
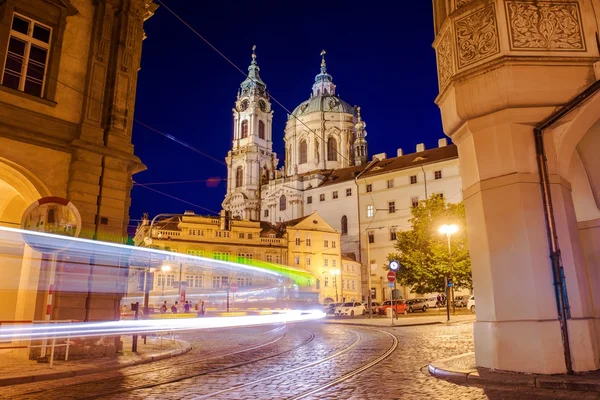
(223, 47, 278, 220)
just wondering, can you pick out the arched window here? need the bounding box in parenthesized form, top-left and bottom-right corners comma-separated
(327, 137, 337, 161)
(258, 120, 265, 139)
(279, 195, 287, 211)
(341, 215, 348, 235)
(299, 140, 308, 164)
(235, 167, 243, 188)
(47, 209, 56, 224)
(241, 120, 248, 139)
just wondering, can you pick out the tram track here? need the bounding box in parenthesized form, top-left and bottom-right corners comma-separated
(3, 325, 290, 398)
(8, 327, 317, 400)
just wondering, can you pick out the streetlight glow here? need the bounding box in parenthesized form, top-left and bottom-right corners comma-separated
(439, 224, 458, 235)
(161, 265, 172, 272)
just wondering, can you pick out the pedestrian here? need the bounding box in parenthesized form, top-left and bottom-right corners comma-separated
(436, 294, 441, 307)
(184, 301, 190, 313)
(171, 301, 178, 314)
(200, 301, 205, 317)
(160, 301, 167, 314)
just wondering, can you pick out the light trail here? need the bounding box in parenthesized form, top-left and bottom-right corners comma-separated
(0, 310, 326, 341)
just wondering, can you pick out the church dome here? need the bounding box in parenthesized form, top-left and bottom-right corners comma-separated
(291, 94, 355, 117)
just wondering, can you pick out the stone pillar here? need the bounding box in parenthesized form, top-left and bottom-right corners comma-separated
(433, 0, 600, 373)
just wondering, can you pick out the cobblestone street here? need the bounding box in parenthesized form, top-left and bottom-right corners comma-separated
(0, 321, 596, 399)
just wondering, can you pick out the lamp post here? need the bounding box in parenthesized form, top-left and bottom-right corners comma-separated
(161, 264, 171, 301)
(331, 269, 340, 302)
(439, 224, 458, 322)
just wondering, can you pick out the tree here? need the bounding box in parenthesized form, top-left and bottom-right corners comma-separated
(387, 195, 472, 294)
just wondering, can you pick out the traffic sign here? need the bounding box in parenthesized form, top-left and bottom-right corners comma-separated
(387, 271, 396, 283)
(229, 282, 239, 293)
(389, 260, 399, 271)
(388, 282, 394, 288)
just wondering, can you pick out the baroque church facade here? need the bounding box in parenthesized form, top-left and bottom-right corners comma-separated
(223, 49, 368, 232)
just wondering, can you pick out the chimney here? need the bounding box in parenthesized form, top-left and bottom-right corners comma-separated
(416, 143, 425, 152)
(438, 138, 448, 147)
(372, 152, 387, 161)
(397, 148, 403, 157)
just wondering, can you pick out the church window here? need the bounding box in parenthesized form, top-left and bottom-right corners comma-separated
(341, 216, 348, 235)
(259, 120, 265, 139)
(241, 120, 248, 138)
(279, 195, 287, 211)
(299, 140, 308, 164)
(327, 137, 338, 161)
(235, 167, 243, 188)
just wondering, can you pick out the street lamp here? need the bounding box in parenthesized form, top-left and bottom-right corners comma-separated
(330, 269, 340, 302)
(439, 224, 458, 321)
(161, 264, 171, 301)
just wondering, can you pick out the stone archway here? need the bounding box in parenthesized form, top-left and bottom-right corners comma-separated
(0, 158, 50, 322)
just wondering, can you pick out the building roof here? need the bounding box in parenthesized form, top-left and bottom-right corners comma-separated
(315, 144, 458, 188)
(342, 253, 359, 263)
(291, 94, 355, 117)
(153, 216, 181, 231)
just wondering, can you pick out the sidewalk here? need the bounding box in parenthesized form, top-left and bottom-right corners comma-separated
(0, 335, 192, 386)
(428, 352, 600, 392)
(324, 313, 476, 328)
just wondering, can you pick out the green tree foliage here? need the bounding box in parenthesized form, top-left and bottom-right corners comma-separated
(387, 195, 472, 294)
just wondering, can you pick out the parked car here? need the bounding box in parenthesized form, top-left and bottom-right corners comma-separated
(323, 303, 341, 315)
(454, 295, 469, 308)
(406, 298, 428, 313)
(425, 297, 439, 308)
(366, 301, 381, 315)
(335, 302, 366, 316)
(377, 300, 407, 316)
(467, 296, 475, 313)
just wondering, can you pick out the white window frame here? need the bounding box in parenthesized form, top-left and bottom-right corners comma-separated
(2, 13, 52, 96)
(367, 205, 374, 218)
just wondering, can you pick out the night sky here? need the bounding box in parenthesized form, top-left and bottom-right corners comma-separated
(130, 0, 444, 230)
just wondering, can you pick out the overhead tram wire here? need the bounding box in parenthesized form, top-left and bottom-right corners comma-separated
(154, 0, 352, 166)
(0, 44, 221, 212)
(133, 178, 226, 186)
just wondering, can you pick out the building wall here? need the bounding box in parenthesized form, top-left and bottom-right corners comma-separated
(358, 145, 463, 302)
(0, 0, 156, 324)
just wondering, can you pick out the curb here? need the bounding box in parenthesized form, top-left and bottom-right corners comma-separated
(0, 339, 193, 387)
(427, 353, 600, 393)
(324, 320, 443, 328)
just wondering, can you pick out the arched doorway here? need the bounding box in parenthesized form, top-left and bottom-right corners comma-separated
(0, 158, 49, 322)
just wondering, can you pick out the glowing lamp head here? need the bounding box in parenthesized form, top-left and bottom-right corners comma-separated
(161, 265, 172, 272)
(330, 269, 341, 276)
(439, 224, 459, 235)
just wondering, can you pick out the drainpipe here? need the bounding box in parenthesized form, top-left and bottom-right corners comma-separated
(533, 78, 600, 375)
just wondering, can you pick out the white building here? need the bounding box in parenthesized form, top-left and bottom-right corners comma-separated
(223, 48, 464, 302)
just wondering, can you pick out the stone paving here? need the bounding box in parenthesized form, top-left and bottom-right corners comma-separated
(0, 321, 597, 399)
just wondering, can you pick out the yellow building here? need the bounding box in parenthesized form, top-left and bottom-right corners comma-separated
(282, 213, 361, 303)
(132, 210, 361, 304)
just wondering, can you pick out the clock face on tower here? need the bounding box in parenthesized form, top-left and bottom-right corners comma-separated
(258, 100, 267, 112)
(239, 100, 249, 111)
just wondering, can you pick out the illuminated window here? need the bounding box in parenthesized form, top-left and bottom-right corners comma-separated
(241, 120, 248, 138)
(327, 137, 337, 161)
(259, 120, 265, 139)
(235, 167, 243, 188)
(279, 195, 287, 211)
(367, 205, 374, 218)
(2, 14, 51, 97)
(299, 140, 308, 164)
(341, 216, 348, 235)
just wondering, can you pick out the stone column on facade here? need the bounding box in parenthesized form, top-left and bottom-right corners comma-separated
(433, 0, 600, 373)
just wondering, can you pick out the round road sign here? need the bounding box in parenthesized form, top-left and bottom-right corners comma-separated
(229, 282, 239, 293)
(387, 271, 396, 283)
